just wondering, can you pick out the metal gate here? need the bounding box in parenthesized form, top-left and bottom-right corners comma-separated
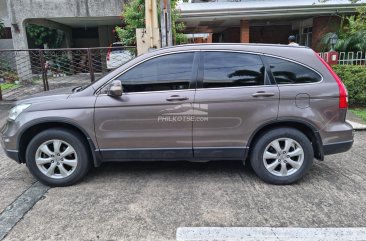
(0, 47, 136, 101)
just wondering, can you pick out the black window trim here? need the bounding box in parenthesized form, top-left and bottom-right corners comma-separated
(260, 55, 276, 86)
(96, 50, 199, 95)
(197, 50, 272, 90)
(262, 54, 324, 86)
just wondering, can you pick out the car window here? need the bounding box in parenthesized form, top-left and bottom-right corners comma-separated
(264, 56, 322, 84)
(203, 52, 265, 88)
(117, 52, 194, 93)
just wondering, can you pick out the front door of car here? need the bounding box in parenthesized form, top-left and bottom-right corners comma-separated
(193, 51, 280, 160)
(94, 52, 199, 161)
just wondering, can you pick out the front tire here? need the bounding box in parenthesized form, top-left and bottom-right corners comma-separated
(26, 129, 91, 187)
(250, 128, 313, 185)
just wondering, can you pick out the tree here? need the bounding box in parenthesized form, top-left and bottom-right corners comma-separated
(26, 24, 65, 48)
(115, 0, 145, 46)
(115, 0, 187, 46)
(171, 3, 187, 45)
(320, 4, 366, 51)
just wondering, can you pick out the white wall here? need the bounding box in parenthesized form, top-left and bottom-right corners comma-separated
(0, 39, 13, 49)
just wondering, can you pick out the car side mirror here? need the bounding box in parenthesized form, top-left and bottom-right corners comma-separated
(108, 80, 123, 97)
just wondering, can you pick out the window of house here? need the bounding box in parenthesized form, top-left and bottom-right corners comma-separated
(203, 52, 265, 88)
(117, 52, 194, 93)
(0, 27, 12, 39)
(264, 56, 322, 84)
(300, 27, 312, 47)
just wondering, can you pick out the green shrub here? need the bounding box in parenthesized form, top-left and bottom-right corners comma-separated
(332, 65, 366, 106)
(0, 83, 19, 91)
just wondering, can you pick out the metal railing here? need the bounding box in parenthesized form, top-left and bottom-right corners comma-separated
(0, 47, 136, 101)
(319, 51, 366, 66)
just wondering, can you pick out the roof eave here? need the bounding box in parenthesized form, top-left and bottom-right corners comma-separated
(179, 4, 361, 19)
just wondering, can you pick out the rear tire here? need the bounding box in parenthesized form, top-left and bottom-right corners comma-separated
(250, 128, 313, 185)
(26, 129, 91, 187)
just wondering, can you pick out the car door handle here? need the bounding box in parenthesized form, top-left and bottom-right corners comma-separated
(166, 95, 189, 101)
(252, 91, 275, 97)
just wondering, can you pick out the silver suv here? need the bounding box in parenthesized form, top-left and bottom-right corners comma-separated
(0, 44, 353, 186)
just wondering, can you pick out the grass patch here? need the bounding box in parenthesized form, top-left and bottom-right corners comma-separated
(0, 83, 19, 91)
(350, 108, 366, 122)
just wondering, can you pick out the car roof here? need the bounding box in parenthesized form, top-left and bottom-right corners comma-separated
(150, 43, 318, 70)
(155, 43, 309, 56)
(160, 43, 308, 50)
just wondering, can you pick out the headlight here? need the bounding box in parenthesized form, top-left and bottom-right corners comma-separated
(8, 104, 31, 121)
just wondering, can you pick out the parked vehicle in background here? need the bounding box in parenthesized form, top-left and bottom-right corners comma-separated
(0, 44, 353, 187)
(106, 42, 135, 70)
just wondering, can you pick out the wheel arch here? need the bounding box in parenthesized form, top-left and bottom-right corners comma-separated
(247, 119, 324, 161)
(17, 118, 101, 167)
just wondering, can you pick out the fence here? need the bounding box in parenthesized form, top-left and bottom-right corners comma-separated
(0, 47, 136, 101)
(1, 48, 364, 101)
(319, 51, 366, 66)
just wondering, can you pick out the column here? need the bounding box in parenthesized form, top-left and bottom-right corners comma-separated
(240, 20, 250, 43)
(11, 21, 32, 82)
(207, 33, 213, 43)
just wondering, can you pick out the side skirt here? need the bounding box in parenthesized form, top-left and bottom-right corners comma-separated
(96, 147, 248, 162)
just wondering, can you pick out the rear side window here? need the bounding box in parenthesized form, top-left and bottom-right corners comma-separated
(264, 56, 322, 84)
(203, 52, 265, 88)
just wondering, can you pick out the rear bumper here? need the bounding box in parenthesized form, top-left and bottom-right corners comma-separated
(323, 140, 354, 155)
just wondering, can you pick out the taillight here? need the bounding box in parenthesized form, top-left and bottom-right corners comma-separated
(315, 53, 348, 109)
(106, 45, 112, 61)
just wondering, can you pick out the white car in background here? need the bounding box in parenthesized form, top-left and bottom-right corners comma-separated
(106, 42, 135, 70)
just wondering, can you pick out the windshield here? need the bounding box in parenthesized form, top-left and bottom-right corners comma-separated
(73, 73, 108, 92)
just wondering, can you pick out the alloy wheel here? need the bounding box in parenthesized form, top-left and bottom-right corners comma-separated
(263, 138, 304, 177)
(35, 139, 78, 179)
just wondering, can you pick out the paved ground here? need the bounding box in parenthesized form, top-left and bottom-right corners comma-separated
(2, 73, 99, 101)
(0, 103, 35, 215)
(1, 104, 366, 240)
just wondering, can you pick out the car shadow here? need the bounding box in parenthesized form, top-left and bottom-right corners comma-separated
(86, 160, 256, 180)
(83, 159, 330, 185)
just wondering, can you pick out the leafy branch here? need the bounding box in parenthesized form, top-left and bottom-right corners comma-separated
(115, 0, 187, 46)
(320, 4, 366, 52)
(26, 24, 65, 48)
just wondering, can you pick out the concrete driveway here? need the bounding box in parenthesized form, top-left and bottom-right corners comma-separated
(0, 104, 366, 240)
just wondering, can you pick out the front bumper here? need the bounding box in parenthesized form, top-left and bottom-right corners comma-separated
(1, 121, 21, 163)
(4, 149, 20, 163)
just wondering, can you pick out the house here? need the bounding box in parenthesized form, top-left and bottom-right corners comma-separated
(179, 0, 366, 50)
(0, 0, 365, 51)
(0, 0, 123, 50)
(0, 0, 13, 49)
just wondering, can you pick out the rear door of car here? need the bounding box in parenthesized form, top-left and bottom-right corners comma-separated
(192, 51, 280, 160)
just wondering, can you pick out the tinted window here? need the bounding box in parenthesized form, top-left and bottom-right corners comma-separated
(203, 52, 265, 88)
(117, 52, 194, 93)
(264, 56, 321, 84)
